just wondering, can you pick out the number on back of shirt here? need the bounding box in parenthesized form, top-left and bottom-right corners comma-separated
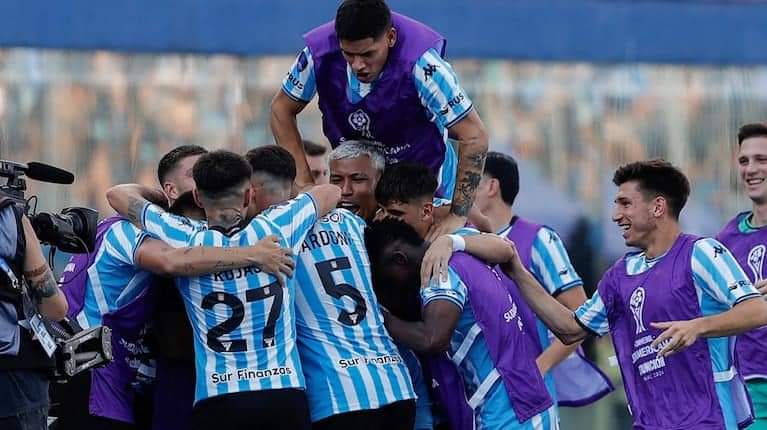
(201, 281, 283, 353)
(315, 257, 367, 326)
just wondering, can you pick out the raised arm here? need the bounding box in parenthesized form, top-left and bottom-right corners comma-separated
(270, 90, 313, 189)
(106, 184, 167, 226)
(420, 232, 515, 287)
(21, 217, 67, 320)
(306, 184, 342, 217)
(501, 244, 587, 345)
(135, 235, 294, 283)
(426, 111, 489, 240)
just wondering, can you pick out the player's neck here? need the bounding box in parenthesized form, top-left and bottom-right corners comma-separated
(206, 207, 245, 230)
(643, 222, 681, 260)
(483, 201, 514, 234)
(751, 202, 767, 228)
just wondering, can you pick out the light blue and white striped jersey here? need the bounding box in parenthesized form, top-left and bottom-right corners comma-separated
(75, 220, 151, 329)
(422, 267, 558, 430)
(293, 208, 415, 421)
(498, 223, 583, 406)
(139, 193, 319, 403)
(575, 238, 758, 430)
(396, 344, 434, 430)
(282, 46, 470, 207)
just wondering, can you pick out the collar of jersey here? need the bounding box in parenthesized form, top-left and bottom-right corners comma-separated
(345, 64, 381, 103)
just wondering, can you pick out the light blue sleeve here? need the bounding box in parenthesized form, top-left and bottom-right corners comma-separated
(529, 227, 584, 296)
(102, 221, 147, 266)
(421, 266, 468, 310)
(574, 291, 610, 336)
(413, 48, 474, 129)
(281, 46, 317, 103)
(691, 238, 760, 308)
(259, 192, 319, 253)
(140, 202, 199, 248)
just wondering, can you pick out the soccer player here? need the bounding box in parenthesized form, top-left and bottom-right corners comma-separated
(59, 145, 293, 430)
(365, 217, 558, 430)
(271, 0, 489, 239)
(106, 150, 341, 430)
(303, 140, 330, 185)
(717, 123, 767, 429)
(473, 152, 612, 414)
(504, 159, 767, 429)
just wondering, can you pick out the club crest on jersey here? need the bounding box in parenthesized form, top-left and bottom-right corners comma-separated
(348, 109, 374, 139)
(748, 245, 766, 281)
(629, 287, 647, 335)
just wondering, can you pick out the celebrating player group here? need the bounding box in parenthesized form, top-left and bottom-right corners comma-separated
(58, 1, 767, 430)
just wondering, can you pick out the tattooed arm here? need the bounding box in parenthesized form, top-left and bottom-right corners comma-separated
(426, 110, 488, 241)
(21, 217, 67, 320)
(106, 184, 168, 227)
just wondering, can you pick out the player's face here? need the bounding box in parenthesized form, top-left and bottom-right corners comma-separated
(307, 154, 330, 185)
(380, 199, 434, 239)
(329, 155, 380, 220)
(165, 154, 203, 203)
(373, 241, 423, 321)
(738, 136, 767, 204)
(339, 28, 396, 83)
(612, 181, 658, 249)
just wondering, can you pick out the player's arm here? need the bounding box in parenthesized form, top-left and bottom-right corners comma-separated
(270, 47, 317, 189)
(535, 288, 588, 374)
(501, 242, 587, 345)
(21, 216, 67, 320)
(106, 183, 168, 227)
(135, 235, 294, 281)
(382, 301, 461, 355)
(306, 184, 342, 217)
(651, 238, 767, 357)
(420, 232, 516, 287)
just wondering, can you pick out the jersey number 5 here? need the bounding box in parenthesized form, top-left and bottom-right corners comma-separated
(315, 257, 367, 326)
(201, 281, 283, 353)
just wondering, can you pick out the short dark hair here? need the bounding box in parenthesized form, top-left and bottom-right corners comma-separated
(303, 140, 328, 157)
(484, 151, 519, 206)
(157, 145, 208, 185)
(192, 150, 252, 200)
(245, 145, 296, 182)
(612, 159, 690, 219)
(364, 218, 424, 322)
(738, 123, 767, 146)
(375, 162, 437, 206)
(335, 0, 392, 42)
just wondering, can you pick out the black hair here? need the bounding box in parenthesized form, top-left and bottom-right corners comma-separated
(484, 151, 519, 206)
(168, 190, 202, 217)
(157, 145, 208, 185)
(364, 217, 424, 322)
(192, 150, 252, 200)
(375, 162, 437, 206)
(737, 123, 767, 146)
(245, 145, 296, 182)
(302, 140, 328, 157)
(612, 159, 690, 219)
(335, 0, 392, 42)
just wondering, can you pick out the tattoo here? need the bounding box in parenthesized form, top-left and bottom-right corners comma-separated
(127, 196, 147, 225)
(209, 210, 244, 231)
(24, 263, 49, 279)
(29, 270, 59, 302)
(451, 171, 482, 217)
(468, 151, 487, 169)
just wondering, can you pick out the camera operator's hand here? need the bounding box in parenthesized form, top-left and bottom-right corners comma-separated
(21, 216, 67, 320)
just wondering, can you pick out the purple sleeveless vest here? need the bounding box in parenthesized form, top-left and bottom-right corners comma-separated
(428, 252, 553, 428)
(60, 216, 158, 423)
(503, 217, 614, 406)
(718, 212, 767, 381)
(304, 12, 447, 177)
(603, 234, 752, 429)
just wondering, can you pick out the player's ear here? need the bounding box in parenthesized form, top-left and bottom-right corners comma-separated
(192, 189, 203, 209)
(421, 201, 434, 224)
(163, 182, 177, 201)
(387, 26, 397, 48)
(243, 187, 253, 209)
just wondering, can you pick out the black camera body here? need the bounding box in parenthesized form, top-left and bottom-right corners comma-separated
(0, 159, 110, 380)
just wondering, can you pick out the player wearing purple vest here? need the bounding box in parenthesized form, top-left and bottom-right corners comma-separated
(717, 123, 767, 430)
(502, 159, 767, 429)
(271, 0, 489, 242)
(473, 152, 613, 418)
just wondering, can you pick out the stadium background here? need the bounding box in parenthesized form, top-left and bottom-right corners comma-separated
(0, 1, 765, 428)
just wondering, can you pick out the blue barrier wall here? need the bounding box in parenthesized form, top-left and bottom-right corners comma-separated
(0, 0, 765, 64)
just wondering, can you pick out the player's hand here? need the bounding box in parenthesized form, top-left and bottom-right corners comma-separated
(249, 235, 295, 287)
(421, 235, 454, 288)
(426, 213, 467, 242)
(498, 239, 523, 277)
(650, 319, 703, 358)
(755, 279, 767, 297)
